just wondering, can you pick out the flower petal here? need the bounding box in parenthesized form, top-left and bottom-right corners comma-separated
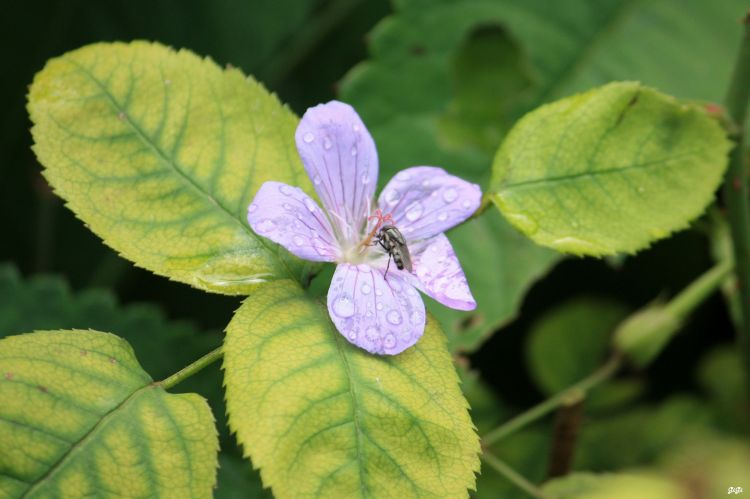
(378, 166, 481, 241)
(407, 234, 476, 311)
(296, 101, 378, 245)
(327, 263, 425, 355)
(247, 181, 340, 262)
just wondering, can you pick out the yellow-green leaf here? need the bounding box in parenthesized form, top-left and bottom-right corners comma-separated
(0, 330, 217, 498)
(29, 41, 309, 295)
(490, 82, 732, 256)
(223, 281, 480, 498)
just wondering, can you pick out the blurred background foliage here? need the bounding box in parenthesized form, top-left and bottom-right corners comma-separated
(1, 0, 748, 497)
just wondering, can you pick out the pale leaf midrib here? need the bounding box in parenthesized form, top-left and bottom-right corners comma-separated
(61, 55, 298, 282)
(21, 382, 153, 498)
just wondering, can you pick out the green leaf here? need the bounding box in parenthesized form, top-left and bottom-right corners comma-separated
(29, 41, 310, 295)
(698, 346, 750, 434)
(526, 297, 628, 395)
(437, 210, 559, 353)
(0, 329, 217, 498)
(223, 280, 479, 498)
(0, 263, 219, 379)
(543, 472, 683, 499)
(490, 82, 731, 256)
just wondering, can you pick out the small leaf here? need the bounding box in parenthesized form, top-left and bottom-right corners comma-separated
(526, 297, 629, 395)
(29, 41, 310, 295)
(0, 330, 217, 498)
(223, 280, 479, 498)
(490, 82, 731, 256)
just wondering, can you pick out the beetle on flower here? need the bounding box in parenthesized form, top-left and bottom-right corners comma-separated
(247, 101, 481, 355)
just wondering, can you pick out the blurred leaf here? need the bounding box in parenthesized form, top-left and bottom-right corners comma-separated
(526, 297, 628, 394)
(223, 280, 480, 497)
(0, 329, 217, 498)
(439, 210, 559, 352)
(215, 453, 272, 499)
(585, 379, 644, 413)
(29, 41, 311, 296)
(613, 301, 682, 367)
(698, 346, 750, 434)
(575, 396, 711, 471)
(490, 82, 731, 256)
(0, 263, 218, 380)
(543, 472, 683, 499)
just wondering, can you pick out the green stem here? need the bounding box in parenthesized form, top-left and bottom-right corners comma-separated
(723, 12, 750, 394)
(482, 354, 621, 447)
(158, 346, 223, 390)
(665, 258, 734, 319)
(482, 451, 553, 499)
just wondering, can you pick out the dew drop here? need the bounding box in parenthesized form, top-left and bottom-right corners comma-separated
(351, 146, 358, 156)
(248, 203, 258, 214)
(384, 334, 396, 348)
(361, 173, 370, 185)
(303, 132, 314, 143)
(333, 295, 355, 318)
(375, 289, 383, 297)
(437, 212, 449, 222)
(422, 179, 431, 188)
(376, 302, 384, 311)
(405, 201, 423, 222)
(365, 326, 377, 339)
(348, 330, 358, 340)
(386, 310, 402, 325)
(312, 238, 329, 256)
(279, 184, 292, 195)
(313, 175, 322, 185)
(304, 198, 317, 212)
(410, 311, 425, 325)
(353, 123, 361, 132)
(442, 187, 458, 203)
(323, 137, 332, 150)
(256, 219, 276, 233)
(396, 171, 411, 181)
(384, 189, 400, 205)
(361, 283, 372, 295)
(462, 200, 472, 210)
(283, 202, 293, 211)
(293, 235, 306, 246)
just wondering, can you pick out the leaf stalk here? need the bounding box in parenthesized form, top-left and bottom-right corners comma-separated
(158, 346, 223, 390)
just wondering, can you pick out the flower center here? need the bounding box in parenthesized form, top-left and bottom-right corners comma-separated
(338, 208, 393, 265)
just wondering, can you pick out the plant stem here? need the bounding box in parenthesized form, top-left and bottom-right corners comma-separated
(482, 354, 621, 447)
(158, 346, 223, 390)
(723, 12, 750, 393)
(546, 398, 584, 479)
(666, 258, 734, 319)
(482, 451, 553, 499)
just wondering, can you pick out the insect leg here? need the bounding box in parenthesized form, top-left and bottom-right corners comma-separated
(384, 254, 391, 281)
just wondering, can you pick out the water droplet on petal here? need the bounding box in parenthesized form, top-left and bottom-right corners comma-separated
(442, 187, 458, 203)
(349, 330, 358, 340)
(384, 189, 400, 206)
(361, 283, 371, 295)
(375, 289, 383, 297)
(333, 295, 355, 318)
(405, 201, 423, 222)
(351, 146, 358, 156)
(422, 179, 431, 188)
(361, 173, 370, 185)
(462, 200, 472, 210)
(279, 185, 292, 195)
(386, 310, 402, 325)
(323, 137, 332, 150)
(437, 212, 449, 222)
(303, 132, 314, 143)
(313, 175, 322, 185)
(293, 235, 306, 246)
(353, 123, 361, 132)
(304, 198, 317, 212)
(312, 237, 329, 256)
(376, 302, 384, 311)
(410, 311, 424, 325)
(365, 326, 377, 339)
(283, 203, 293, 211)
(248, 204, 258, 213)
(396, 171, 411, 181)
(384, 334, 396, 348)
(256, 219, 276, 233)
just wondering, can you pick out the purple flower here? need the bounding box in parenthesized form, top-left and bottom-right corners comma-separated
(247, 101, 480, 355)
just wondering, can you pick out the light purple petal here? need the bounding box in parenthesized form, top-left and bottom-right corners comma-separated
(378, 166, 481, 241)
(247, 181, 340, 262)
(295, 101, 378, 245)
(406, 234, 476, 311)
(327, 263, 425, 355)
